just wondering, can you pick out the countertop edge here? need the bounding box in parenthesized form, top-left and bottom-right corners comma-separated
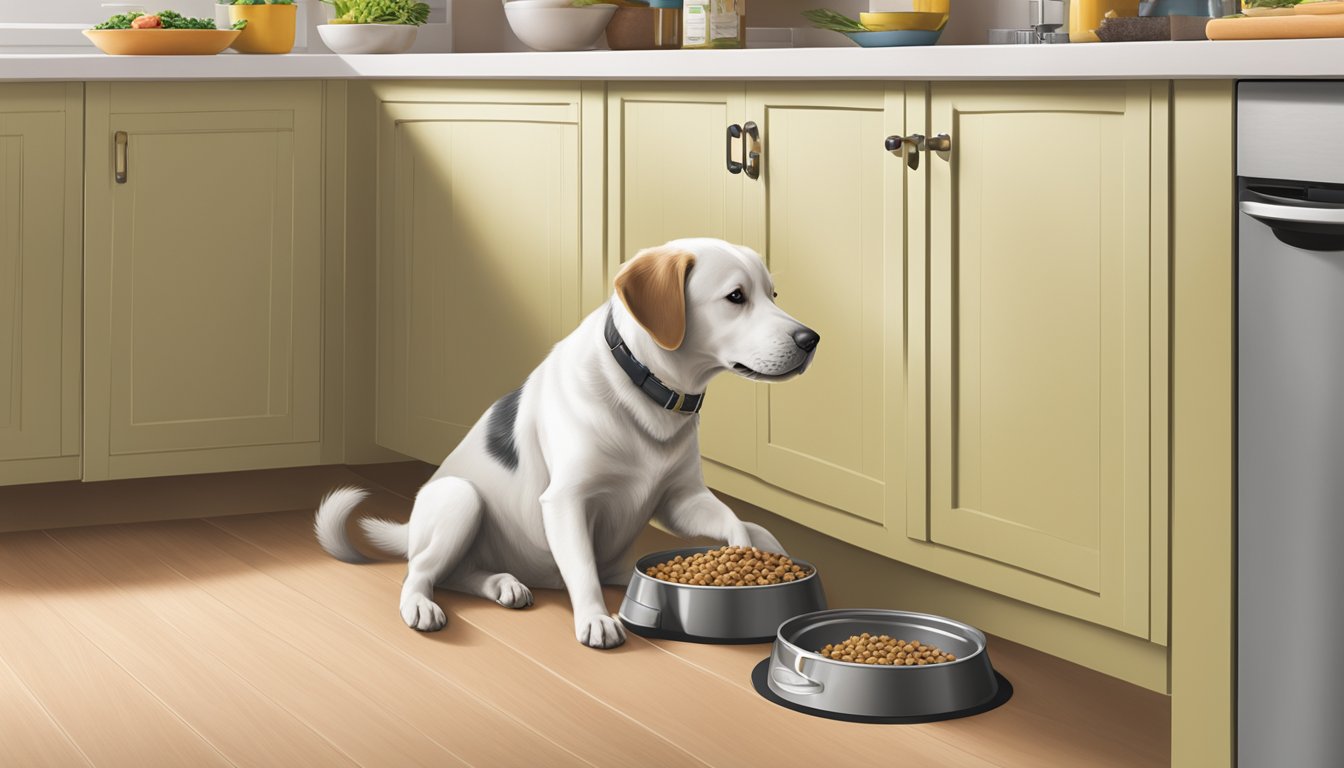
(3, 40, 1344, 81)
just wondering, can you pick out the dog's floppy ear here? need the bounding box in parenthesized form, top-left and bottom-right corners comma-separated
(614, 245, 697, 351)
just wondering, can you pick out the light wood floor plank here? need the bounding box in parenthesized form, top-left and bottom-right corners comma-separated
(239, 509, 998, 768)
(82, 519, 594, 768)
(203, 511, 706, 768)
(42, 525, 471, 768)
(0, 530, 360, 768)
(0, 574, 233, 767)
(0, 654, 94, 768)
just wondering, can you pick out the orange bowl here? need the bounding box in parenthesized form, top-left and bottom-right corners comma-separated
(83, 29, 241, 55)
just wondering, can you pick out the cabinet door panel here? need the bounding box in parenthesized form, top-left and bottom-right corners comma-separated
(84, 83, 324, 479)
(606, 86, 754, 472)
(0, 85, 82, 486)
(376, 99, 580, 464)
(926, 82, 1160, 633)
(745, 86, 900, 526)
(110, 115, 317, 453)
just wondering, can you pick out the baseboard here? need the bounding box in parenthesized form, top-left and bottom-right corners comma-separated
(0, 464, 382, 534)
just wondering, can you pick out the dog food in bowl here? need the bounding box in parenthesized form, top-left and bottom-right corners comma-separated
(819, 633, 957, 666)
(645, 546, 812, 586)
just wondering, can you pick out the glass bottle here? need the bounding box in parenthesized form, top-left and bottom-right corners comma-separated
(683, 0, 746, 49)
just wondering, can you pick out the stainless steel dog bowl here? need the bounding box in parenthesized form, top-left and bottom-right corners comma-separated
(767, 609, 999, 717)
(618, 546, 827, 642)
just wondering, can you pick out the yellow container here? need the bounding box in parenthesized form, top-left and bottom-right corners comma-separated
(859, 12, 949, 32)
(914, 0, 950, 12)
(1068, 0, 1141, 43)
(228, 3, 297, 54)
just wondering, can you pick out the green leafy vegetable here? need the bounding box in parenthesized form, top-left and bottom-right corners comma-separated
(93, 12, 143, 29)
(801, 8, 869, 32)
(1241, 0, 1300, 7)
(92, 10, 245, 29)
(322, 0, 431, 25)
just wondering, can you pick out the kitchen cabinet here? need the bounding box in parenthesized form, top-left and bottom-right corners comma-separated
(743, 85, 905, 529)
(909, 82, 1170, 638)
(608, 84, 905, 521)
(614, 81, 1171, 640)
(605, 84, 754, 473)
(82, 82, 325, 480)
(0, 84, 83, 487)
(373, 83, 584, 465)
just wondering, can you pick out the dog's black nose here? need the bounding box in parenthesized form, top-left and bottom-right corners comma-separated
(793, 328, 820, 352)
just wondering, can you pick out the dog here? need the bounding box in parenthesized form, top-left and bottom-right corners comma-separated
(315, 238, 820, 649)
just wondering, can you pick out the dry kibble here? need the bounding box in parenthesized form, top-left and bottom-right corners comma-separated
(646, 546, 812, 587)
(818, 634, 957, 666)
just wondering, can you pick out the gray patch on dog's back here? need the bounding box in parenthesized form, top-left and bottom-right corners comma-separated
(485, 387, 523, 471)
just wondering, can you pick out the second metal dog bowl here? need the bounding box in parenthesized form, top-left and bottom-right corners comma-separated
(767, 608, 998, 717)
(618, 546, 827, 643)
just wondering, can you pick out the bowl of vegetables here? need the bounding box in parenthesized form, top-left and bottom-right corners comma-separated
(84, 10, 245, 55)
(317, 0, 431, 54)
(802, 8, 947, 47)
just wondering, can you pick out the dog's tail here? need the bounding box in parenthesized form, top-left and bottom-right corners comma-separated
(314, 486, 411, 563)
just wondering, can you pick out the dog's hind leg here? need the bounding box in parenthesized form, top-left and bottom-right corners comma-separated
(445, 570, 534, 609)
(400, 476, 483, 632)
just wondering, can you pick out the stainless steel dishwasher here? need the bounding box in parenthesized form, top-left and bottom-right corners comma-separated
(1239, 81, 1344, 767)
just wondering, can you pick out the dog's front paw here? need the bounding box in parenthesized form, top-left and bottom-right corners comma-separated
(401, 594, 447, 632)
(495, 575, 533, 609)
(744, 522, 787, 555)
(725, 521, 754, 549)
(576, 614, 627, 649)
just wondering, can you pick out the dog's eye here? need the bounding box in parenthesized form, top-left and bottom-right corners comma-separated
(726, 288, 746, 305)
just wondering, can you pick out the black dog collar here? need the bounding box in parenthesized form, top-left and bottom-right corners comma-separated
(605, 309, 704, 415)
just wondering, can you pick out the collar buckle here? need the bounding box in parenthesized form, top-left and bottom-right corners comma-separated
(605, 308, 704, 415)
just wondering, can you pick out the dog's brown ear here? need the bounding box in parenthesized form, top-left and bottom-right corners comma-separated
(614, 246, 697, 351)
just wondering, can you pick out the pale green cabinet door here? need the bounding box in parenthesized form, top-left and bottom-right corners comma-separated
(83, 82, 325, 480)
(606, 85, 754, 473)
(375, 91, 582, 464)
(922, 82, 1168, 635)
(0, 84, 82, 486)
(743, 85, 905, 528)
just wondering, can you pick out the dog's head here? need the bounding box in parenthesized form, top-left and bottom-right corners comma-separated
(615, 238, 819, 385)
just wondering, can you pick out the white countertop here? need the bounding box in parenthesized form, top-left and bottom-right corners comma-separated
(3, 39, 1344, 82)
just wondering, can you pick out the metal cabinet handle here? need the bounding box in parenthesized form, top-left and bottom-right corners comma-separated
(1241, 200, 1344, 225)
(726, 123, 744, 175)
(921, 133, 952, 154)
(743, 121, 761, 180)
(114, 131, 128, 184)
(885, 134, 922, 171)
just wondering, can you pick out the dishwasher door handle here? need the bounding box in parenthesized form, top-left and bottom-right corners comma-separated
(1241, 200, 1344, 225)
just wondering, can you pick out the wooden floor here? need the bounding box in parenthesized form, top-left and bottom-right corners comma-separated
(0, 465, 1169, 768)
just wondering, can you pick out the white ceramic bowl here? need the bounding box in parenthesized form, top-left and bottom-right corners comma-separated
(317, 23, 418, 54)
(503, 4, 617, 51)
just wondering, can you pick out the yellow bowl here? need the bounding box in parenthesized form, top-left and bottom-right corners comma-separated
(229, 4, 297, 54)
(83, 29, 241, 55)
(860, 11, 949, 32)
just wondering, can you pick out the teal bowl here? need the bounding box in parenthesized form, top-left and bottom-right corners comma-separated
(842, 29, 942, 47)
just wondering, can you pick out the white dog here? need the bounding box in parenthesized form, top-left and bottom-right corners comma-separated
(315, 238, 820, 649)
